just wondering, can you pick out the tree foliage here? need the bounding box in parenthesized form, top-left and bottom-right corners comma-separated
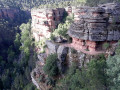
(43, 54, 59, 77)
(86, 0, 118, 6)
(55, 55, 107, 90)
(106, 55, 120, 90)
(0, 20, 37, 90)
(50, 15, 73, 41)
(20, 21, 32, 57)
(0, 0, 86, 10)
(106, 41, 120, 90)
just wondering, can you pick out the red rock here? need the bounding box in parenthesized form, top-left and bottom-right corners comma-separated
(32, 8, 65, 41)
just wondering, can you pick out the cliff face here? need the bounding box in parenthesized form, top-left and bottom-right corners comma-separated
(67, 3, 120, 53)
(68, 3, 120, 41)
(31, 8, 66, 41)
(31, 3, 120, 89)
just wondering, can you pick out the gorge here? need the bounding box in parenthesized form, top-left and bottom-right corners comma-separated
(0, 0, 120, 90)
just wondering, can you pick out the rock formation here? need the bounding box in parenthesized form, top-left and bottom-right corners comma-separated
(31, 8, 66, 41)
(68, 3, 120, 52)
(45, 40, 59, 54)
(31, 3, 120, 89)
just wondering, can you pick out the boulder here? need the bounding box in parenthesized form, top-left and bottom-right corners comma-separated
(57, 46, 68, 62)
(57, 46, 69, 73)
(46, 40, 59, 54)
(54, 36, 64, 43)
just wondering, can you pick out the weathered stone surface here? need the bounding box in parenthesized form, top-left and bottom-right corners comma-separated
(107, 34, 113, 41)
(89, 28, 107, 34)
(68, 48, 93, 68)
(46, 40, 59, 54)
(113, 30, 120, 40)
(89, 34, 107, 41)
(57, 46, 68, 73)
(68, 30, 89, 40)
(54, 36, 64, 43)
(89, 7, 105, 13)
(31, 8, 66, 41)
(57, 46, 68, 62)
(68, 3, 120, 41)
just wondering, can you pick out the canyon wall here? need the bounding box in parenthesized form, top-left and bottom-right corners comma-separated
(31, 8, 66, 41)
(68, 3, 120, 41)
(68, 3, 120, 52)
(31, 3, 120, 89)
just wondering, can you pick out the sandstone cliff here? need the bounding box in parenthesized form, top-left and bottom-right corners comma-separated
(67, 3, 120, 52)
(68, 3, 120, 41)
(31, 8, 67, 41)
(31, 3, 120, 90)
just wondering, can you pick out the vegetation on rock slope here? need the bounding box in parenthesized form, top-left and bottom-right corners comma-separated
(43, 44, 120, 90)
(0, 20, 38, 90)
(0, 0, 120, 90)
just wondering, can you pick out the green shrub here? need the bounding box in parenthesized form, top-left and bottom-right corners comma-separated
(50, 15, 73, 40)
(103, 42, 110, 49)
(38, 75, 44, 83)
(55, 55, 107, 90)
(106, 55, 120, 90)
(71, 48, 77, 54)
(46, 77, 56, 86)
(43, 54, 59, 77)
(115, 40, 120, 54)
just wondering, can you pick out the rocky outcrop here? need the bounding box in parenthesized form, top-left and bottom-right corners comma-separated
(46, 40, 59, 54)
(68, 48, 94, 68)
(57, 46, 68, 62)
(57, 46, 68, 73)
(53, 36, 65, 43)
(31, 8, 66, 41)
(31, 4, 120, 89)
(68, 3, 120, 41)
(67, 3, 120, 52)
(45, 40, 69, 73)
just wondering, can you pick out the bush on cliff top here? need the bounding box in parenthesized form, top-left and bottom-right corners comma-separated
(50, 15, 73, 41)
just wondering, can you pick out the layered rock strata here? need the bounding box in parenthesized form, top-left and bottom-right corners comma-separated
(68, 3, 120, 51)
(31, 8, 65, 41)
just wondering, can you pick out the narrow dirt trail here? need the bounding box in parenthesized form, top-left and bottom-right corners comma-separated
(62, 43, 105, 55)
